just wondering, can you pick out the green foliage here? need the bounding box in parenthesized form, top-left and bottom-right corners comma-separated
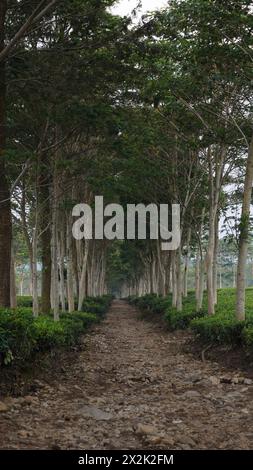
(129, 294, 170, 315)
(131, 289, 253, 351)
(191, 316, 245, 346)
(81, 295, 113, 316)
(17, 296, 33, 308)
(167, 308, 205, 330)
(0, 296, 112, 367)
(242, 326, 253, 351)
(0, 308, 36, 364)
(164, 292, 206, 330)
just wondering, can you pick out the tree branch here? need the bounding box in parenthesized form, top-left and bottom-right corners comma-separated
(0, 0, 58, 63)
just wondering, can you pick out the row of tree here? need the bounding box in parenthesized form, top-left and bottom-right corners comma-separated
(0, 0, 252, 322)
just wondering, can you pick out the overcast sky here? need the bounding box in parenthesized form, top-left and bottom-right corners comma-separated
(112, 0, 168, 17)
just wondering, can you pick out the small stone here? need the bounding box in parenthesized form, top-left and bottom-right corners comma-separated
(0, 402, 9, 412)
(244, 378, 253, 385)
(176, 435, 196, 447)
(220, 376, 232, 384)
(135, 424, 157, 436)
(23, 395, 37, 405)
(161, 437, 175, 447)
(209, 376, 220, 385)
(147, 435, 163, 445)
(173, 419, 183, 424)
(81, 405, 112, 421)
(232, 377, 240, 384)
(18, 430, 29, 438)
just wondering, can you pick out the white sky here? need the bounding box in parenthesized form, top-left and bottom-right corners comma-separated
(112, 0, 168, 17)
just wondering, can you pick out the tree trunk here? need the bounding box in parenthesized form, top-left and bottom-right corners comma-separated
(40, 170, 52, 314)
(52, 158, 59, 321)
(172, 251, 177, 307)
(10, 241, 17, 308)
(195, 250, 200, 306)
(213, 214, 219, 305)
(176, 247, 183, 312)
(32, 226, 39, 317)
(197, 259, 205, 312)
(206, 145, 225, 315)
(59, 230, 66, 312)
(183, 227, 191, 297)
(41, 221, 52, 314)
(0, 0, 11, 307)
(78, 240, 89, 311)
(66, 214, 75, 312)
(236, 136, 253, 320)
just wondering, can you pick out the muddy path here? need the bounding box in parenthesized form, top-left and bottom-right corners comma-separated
(0, 300, 253, 450)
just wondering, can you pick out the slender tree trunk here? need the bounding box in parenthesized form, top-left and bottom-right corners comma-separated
(196, 208, 205, 311)
(32, 226, 39, 317)
(10, 241, 17, 308)
(66, 214, 75, 312)
(233, 262, 236, 288)
(157, 240, 166, 296)
(213, 214, 219, 305)
(206, 146, 225, 315)
(0, 0, 11, 307)
(52, 156, 59, 321)
(176, 247, 182, 312)
(197, 258, 205, 312)
(149, 259, 154, 294)
(236, 136, 253, 320)
(78, 240, 89, 310)
(40, 169, 52, 314)
(172, 251, 177, 307)
(41, 222, 52, 313)
(195, 250, 200, 306)
(59, 229, 66, 311)
(206, 229, 215, 315)
(183, 227, 191, 297)
(20, 271, 24, 296)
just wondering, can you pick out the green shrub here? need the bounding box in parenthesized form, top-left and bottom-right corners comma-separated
(33, 316, 71, 350)
(166, 308, 206, 330)
(0, 295, 112, 367)
(17, 296, 34, 308)
(0, 308, 36, 364)
(129, 294, 169, 315)
(61, 311, 98, 328)
(81, 295, 113, 316)
(191, 315, 245, 345)
(130, 289, 253, 350)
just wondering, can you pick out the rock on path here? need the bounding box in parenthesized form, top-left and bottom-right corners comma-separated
(0, 300, 253, 450)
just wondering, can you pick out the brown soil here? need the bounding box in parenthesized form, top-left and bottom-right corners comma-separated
(0, 300, 253, 450)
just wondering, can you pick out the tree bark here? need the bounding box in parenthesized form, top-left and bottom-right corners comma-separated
(183, 227, 191, 297)
(213, 214, 219, 305)
(0, 0, 11, 307)
(66, 214, 75, 312)
(236, 136, 253, 320)
(78, 240, 89, 310)
(10, 241, 17, 308)
(39, 165, 52, 314)
(176, 247, 183, 312)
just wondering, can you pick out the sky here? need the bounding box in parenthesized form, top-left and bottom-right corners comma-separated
(112, 0, 168, 17)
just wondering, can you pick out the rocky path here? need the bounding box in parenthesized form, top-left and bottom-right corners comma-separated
(1, 300, 253, 450)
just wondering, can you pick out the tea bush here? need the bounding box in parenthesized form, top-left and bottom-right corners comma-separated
(0, 295, 112, 366)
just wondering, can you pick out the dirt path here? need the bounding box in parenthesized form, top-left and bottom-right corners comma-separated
(1, 300, 253, 450)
